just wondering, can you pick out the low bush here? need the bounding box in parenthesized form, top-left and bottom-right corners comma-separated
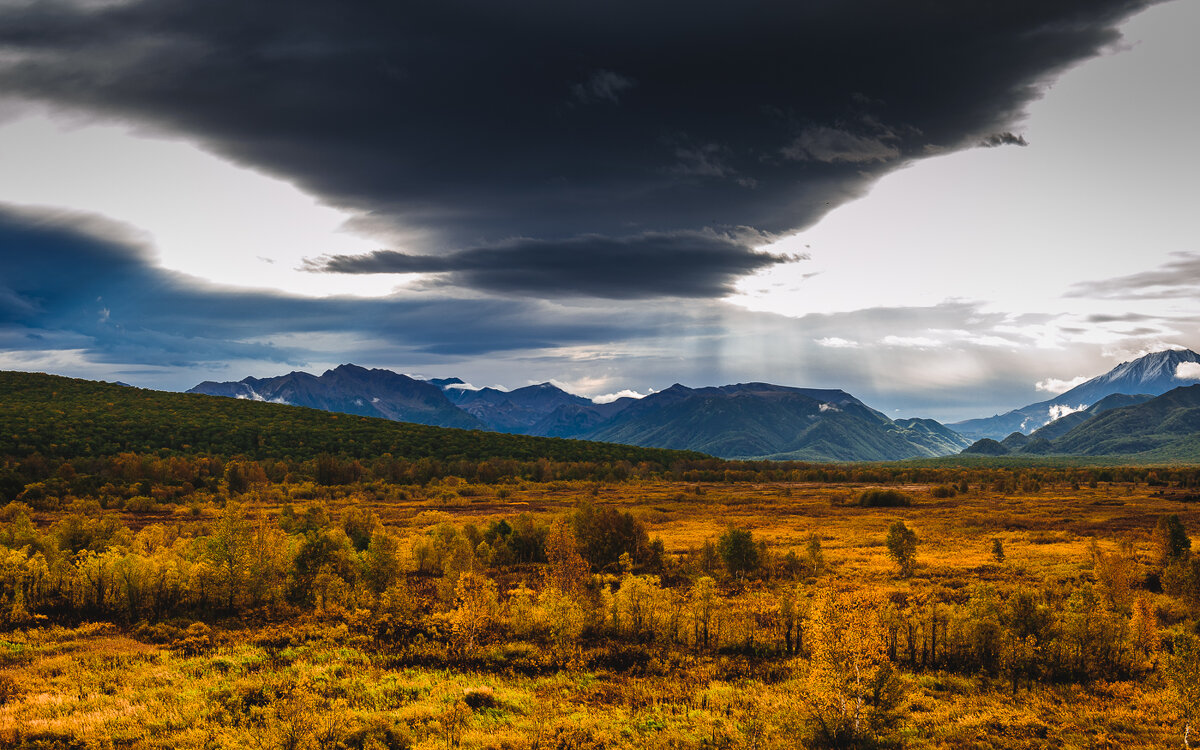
(856, 488, 913, 507)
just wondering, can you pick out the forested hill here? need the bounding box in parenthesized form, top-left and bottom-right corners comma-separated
(0, 371, 706, 464)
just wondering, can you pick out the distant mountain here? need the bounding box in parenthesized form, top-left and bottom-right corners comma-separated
(1000, 432, 1030, 451)
(950, 349, 1200, 440)
(443, 382, 605, 434)
(528, 400, 638, 439)
(1028, 393, 1156, 442)
(1051, 384, 1200, 459)
(961, 438, 1008, 456)
(892, 418, 975, 457)
(957, 386, 1200, 461)
(1055, 349, 1200, 405)
(430, 380, 641, 437)
(191, 368, 969, 462)
(188, 364, 482, 430)
(579, 383, 971, 461)
(2, 370, 702, 465)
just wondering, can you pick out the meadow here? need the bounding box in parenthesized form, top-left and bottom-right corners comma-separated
(2, 455, 1199, 749)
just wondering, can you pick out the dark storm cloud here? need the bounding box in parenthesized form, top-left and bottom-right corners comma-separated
(0, 206, 676, 367)
(307, 232, 798, 299)
(0, 0, 1154, 295)
(1068, 251, 1200, 299)
(571, 70, 636, 105)
(980, 132, 1030, 148)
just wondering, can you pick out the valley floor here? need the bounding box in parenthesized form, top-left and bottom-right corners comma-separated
(3, 472, 1199, 749)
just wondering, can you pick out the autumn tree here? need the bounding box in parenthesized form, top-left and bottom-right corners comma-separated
(543, 518, 589, 596)
(1164, 634, 1200, 749)
(364, 529, 404, 594)
(1060, 583, 1126, 679)
(885, 521, 918, 578)
(206, 501, 252, 611)
(222, 460, 266, 495)
(718, 527, 760, 579)
(538, 586, 587, 661)
(778, 582, 805, 655)
(806, 533, 826, 577)
(571, 504, 650, 573)
(611, 573, 660, 638)
(1128, 595, 1159, 670)
(960, 585, 1004, 672)
(1156, 514, 1192, 568)
(990, 538, 1005, 564)
(690, 576, 719, 650)
(1162, 556, 1200, 610)
(1090, 538, 1136, 613)
(505, 581, 539, 638)
(288, 528, 356, 607)
(342, 506, 380, 552)
(446, 571, 499, 654)
(802, 587, 905, 748)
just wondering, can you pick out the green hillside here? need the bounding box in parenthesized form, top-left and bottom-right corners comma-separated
(0, 370, 706, 464)
(585, 389, 965, 461)
(956, 386, 1200, 464)
(1052, 384, 1200, 461)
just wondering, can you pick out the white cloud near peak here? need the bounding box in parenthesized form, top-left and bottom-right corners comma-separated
(592, 389, 650, 404)
(1035, 375, 1090, 394)
(1177, 362, 1200, 380)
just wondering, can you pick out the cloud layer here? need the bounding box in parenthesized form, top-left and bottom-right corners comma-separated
(1069, 252, 1200, 300)
(308, 232, 798, 299)
(0, 0, 1152, 293)
(0, 205, 681, 370)
(2, 201, 1146, 421)
(0, 0, 1187, 423)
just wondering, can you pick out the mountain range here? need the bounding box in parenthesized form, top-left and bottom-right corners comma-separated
(188, 348, 1200, 462)
(191, 366, 482, 430)
(961, 385, 1200, 461)
(949, 348, 1200, 441)
(190, 366, 972, 461)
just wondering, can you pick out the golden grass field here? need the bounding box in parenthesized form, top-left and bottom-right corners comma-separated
(2, 475, 1197, 749)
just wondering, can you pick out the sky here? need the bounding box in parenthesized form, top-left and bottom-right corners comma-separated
(0, 0, 1197, 423)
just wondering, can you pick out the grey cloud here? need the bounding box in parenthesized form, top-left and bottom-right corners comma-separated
(1085, 312, 1155, 323)
(670, 143, 736, 178)
(7, 201, 1191, 421)
(0, 0, 1154, 299)
(308, 231, 797, 299)
(980, 131, 1029, 147)
(1068, 251, 1200, 299)
(1121, 326, 1166, 336)
(572, 69, 635, 104)
(781, 126, 900, 164)
(0, 205, 691, 375)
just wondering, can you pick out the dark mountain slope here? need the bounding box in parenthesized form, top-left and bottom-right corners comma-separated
(189, 364, 480, 429)
(582, 383, 968, 461)
(961, 438, 1009, 456)
(892, 418, 975, 456)
(1, 370, 702, 464)
(1029, 392, 1156, 442)
(1001, 432, 1030, 451)
(1053, 385, 1200, 458)
(528, 399, 637, 439)
(443, 382, 602, 434)
(190, 369, 967, 462)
